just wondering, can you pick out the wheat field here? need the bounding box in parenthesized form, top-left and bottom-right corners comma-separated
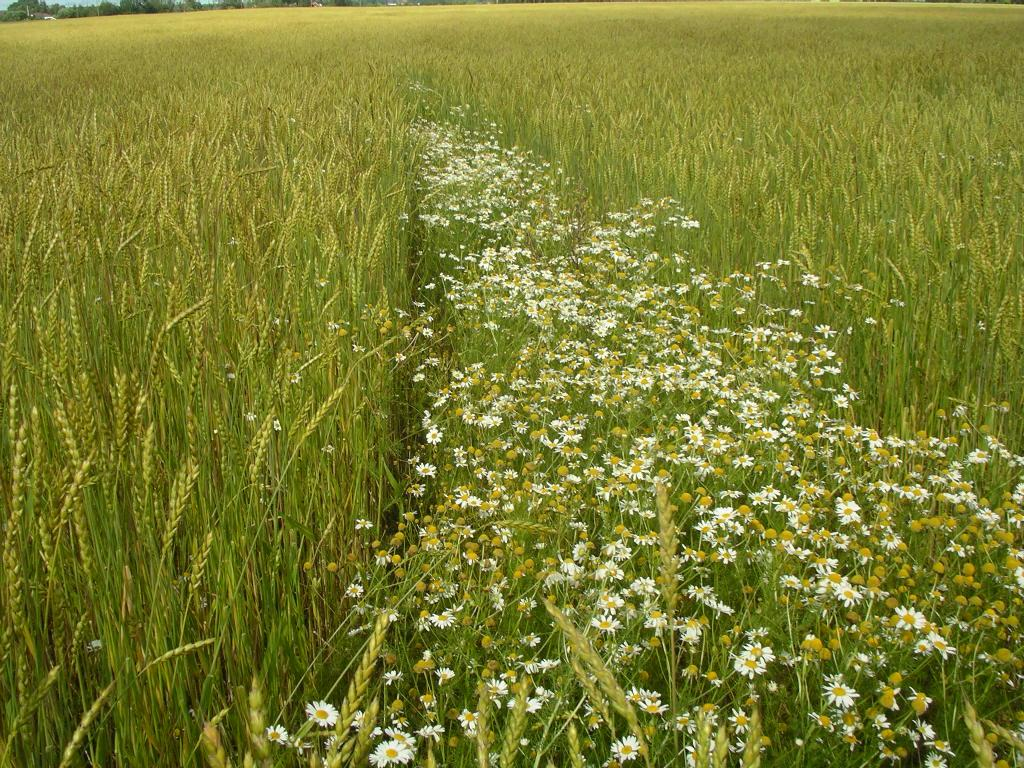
(2, 4, 1024, 767)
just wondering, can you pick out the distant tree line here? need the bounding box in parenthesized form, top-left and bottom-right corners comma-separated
(5, 0, 187, 20)
(3, 0, 196, 20)
(0, 0, 424, 22)
(3, 0, 1020, 23)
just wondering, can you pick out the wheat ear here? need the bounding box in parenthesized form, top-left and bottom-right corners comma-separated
(245, 680, 272, 768)
(330, 612, 391, 766)
(740, 705, 762, 768)
(352, 692, 381, 766)
(567, 721, 585, 768)
(544, 599, 648, 764)
(58, 680, 116, 768)
(694, 710, 712, 768)
(476, 681, 492, 768)
(499, 678, 531, 766)
(984, 718, 1024, 754)
(712, 723, 729, 768)
(964, 700, 995, 768)
(200, 722, 233, 768)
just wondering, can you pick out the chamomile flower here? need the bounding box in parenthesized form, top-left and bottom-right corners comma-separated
(264, 724, 289, 745)
(458, 709, 479, 735)
(369, 739, 414, 766)
(823, 676, 859, 710)
(611, 735, 642, 762)
(305, 700, 338, 728)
